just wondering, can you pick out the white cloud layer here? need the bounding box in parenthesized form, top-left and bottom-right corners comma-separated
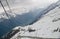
(13, 0, 58, 8)
(10, 0, 58, 14)
(0, 0, 58, 14)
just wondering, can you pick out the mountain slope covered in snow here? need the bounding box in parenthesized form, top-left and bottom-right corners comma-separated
(10, 1, 60, 39)
(0, 0, 60, 38)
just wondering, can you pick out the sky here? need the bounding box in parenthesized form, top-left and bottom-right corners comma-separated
(0, 0, 59, 14)
(10, 0, 59, 14)
(13, 0, 58, 8)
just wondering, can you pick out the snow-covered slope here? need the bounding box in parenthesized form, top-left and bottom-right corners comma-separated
(10, 2, 60, 39)
(1, 0, 60, 39)
(0, 6, 44, 37)
(21, 6, 60, 38)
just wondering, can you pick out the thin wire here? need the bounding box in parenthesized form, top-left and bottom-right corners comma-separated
(0, 0, 9, 17)
(5, 0, 12, 13)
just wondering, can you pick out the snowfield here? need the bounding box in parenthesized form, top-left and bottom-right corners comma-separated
(0, 0, 60, 39)
(11, 3, 60, 39)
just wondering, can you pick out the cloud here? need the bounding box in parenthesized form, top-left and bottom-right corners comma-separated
(6, 0, 58, 14)
(10, 0, 58, 9)
(0, 0, 58, 14)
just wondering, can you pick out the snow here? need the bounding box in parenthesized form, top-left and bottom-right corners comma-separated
(21, 6, 60, 38)
(0, 0, 58, 23)
(10, 3, 60, 39)
(1, 0, 60, 39)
